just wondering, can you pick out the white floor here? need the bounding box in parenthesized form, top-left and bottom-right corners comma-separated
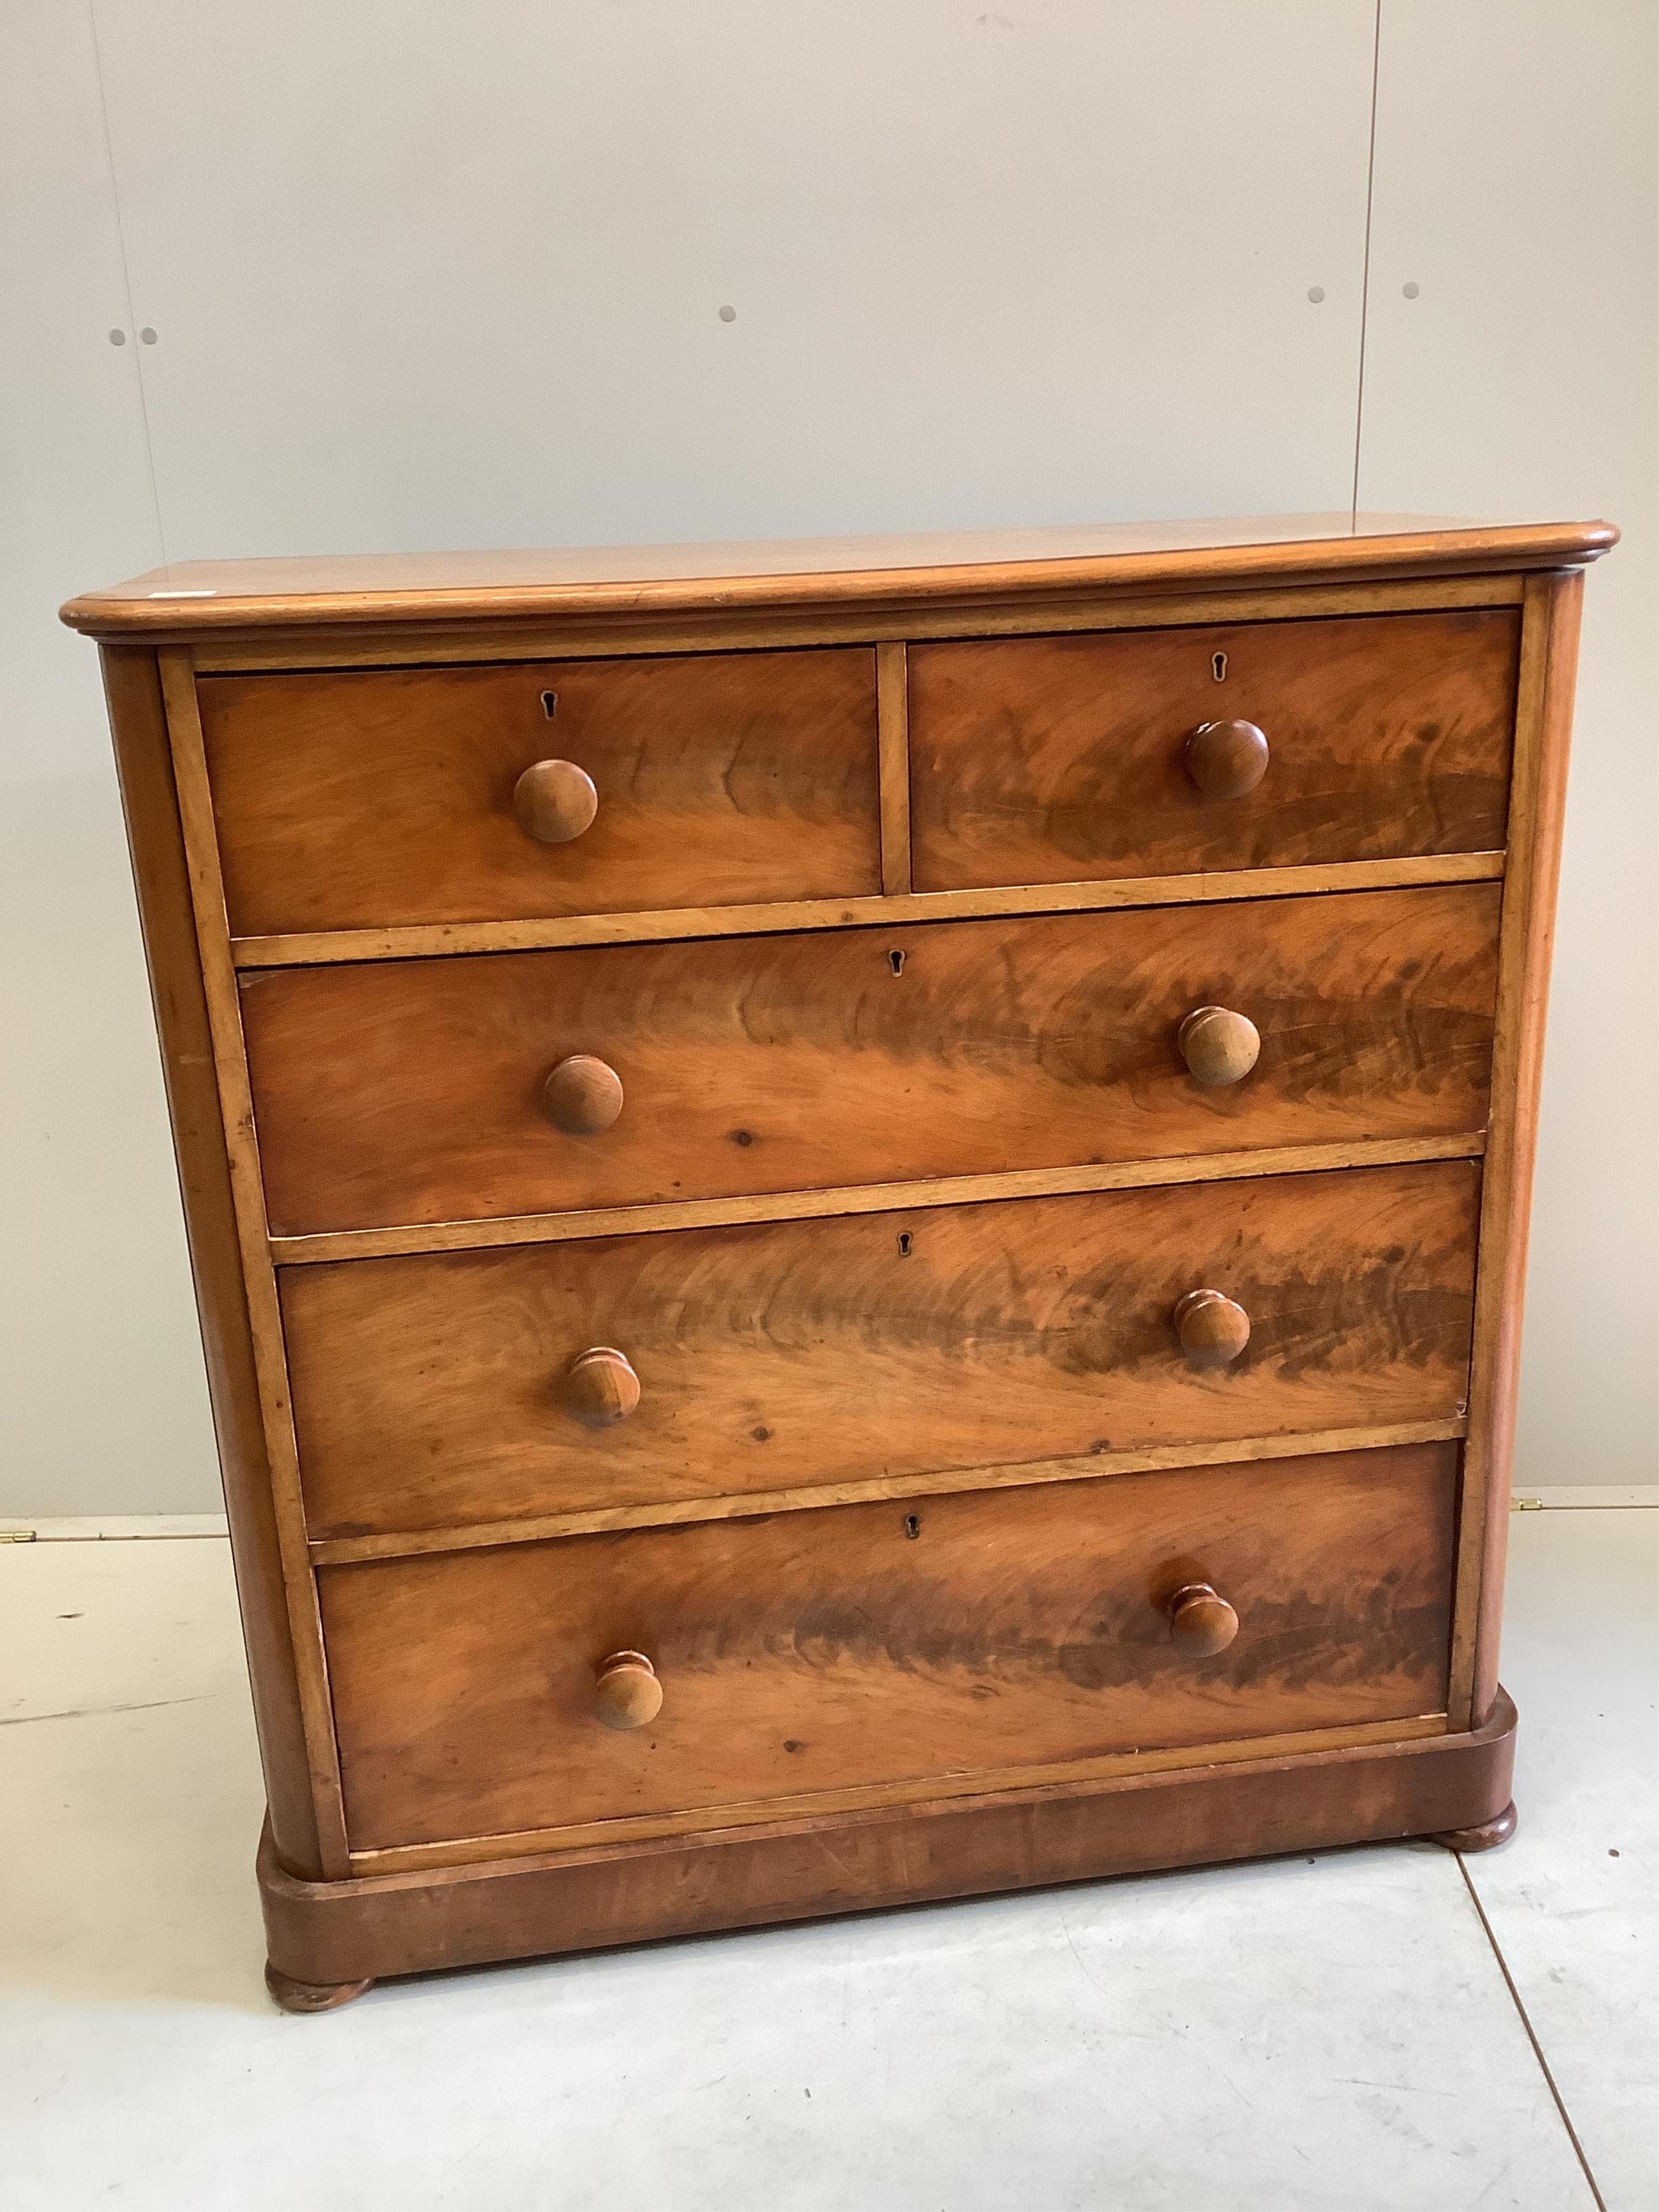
(2, 1507, 1653, 2211)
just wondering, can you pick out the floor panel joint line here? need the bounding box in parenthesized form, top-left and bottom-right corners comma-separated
(1454, 1854, 1609, 2211)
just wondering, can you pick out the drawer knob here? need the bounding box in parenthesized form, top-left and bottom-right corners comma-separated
(514, 759, 599, 845)
(1178, 1004, 1260, 1088)
(1185, 718, 1269, 799)
(1167, 1582, 1240, 1657)
(594, 1650, 663, 1730)
(1174, 1287, 1251, 1369)
(562, 1347, 641, 1427)
(543, 1053, 624, 1135)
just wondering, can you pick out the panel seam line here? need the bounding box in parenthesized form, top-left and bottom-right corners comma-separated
(85, 0, 169, 565)
(1350, 0, 1383, 521)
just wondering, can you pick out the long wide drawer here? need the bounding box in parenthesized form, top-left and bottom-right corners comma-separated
(320, 1442, 1459, 1853)
(199, 647, 882, 935)
(286, 1161, 1479, 1539)
(244, 882, 1500, 1236)
(908, 609, 1520, 891)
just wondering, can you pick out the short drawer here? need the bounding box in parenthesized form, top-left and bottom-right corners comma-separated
(908, 610, 1519, 891)
(286, 1161, 1478, 1539)
(320, 1441, 1458, 1852)
(244, 882, 1499, 1237)
(199, 647, 882, 935)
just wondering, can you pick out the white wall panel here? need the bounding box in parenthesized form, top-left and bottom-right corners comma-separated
(91, 1, 1376, 558)
(0, 4, 217, 1514)
(1359, 0, 1658, 1489)
(8, 0, 1650, 1514)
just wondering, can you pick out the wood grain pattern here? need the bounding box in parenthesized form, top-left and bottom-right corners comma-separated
(241, 883, 1501, 1237)
(350, 1711, 1452, 1873)
(320, 1442, 1457, 1852)
(259, 1696, 1517, 1982)
(157, 653, 353, 1876)
(304, 1421, 1468, 1567)
(269, 1134, 1486, 1269)
(98, 646, 325, 1879)
(69, 517, 1599, 1997)
(910, 611, 1520, 891)
(199, 649, 880, 935)
(189, 575, 1529, 680)
(284, 1162, 1479, 1540)
(1453, 573, 1585, 1730)
(876, 642, 911, 895)
(59, 514, 1614, 639)
(229, 848, 1506, 972)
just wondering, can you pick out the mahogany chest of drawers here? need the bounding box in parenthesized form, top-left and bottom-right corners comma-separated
(64, 513, 1613, 2009)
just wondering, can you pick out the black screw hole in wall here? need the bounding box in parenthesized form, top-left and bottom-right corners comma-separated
(1211, 652, 1227, 683)
(889, 949, 905, 975)
(897, 1232, 913, 1257)
(541, 691, 558, 718)
(903, 1514, 922, 1540)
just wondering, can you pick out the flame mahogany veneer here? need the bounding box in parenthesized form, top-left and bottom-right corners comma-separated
(64, 513, 1610, 2007)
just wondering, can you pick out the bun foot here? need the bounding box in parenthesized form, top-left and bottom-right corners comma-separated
(265, 1960, 373, 2013)
(1435, 1800, 1518, 1854)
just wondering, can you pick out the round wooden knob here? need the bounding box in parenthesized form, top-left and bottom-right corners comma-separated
(594, 1650, 662, 1730)
(513, 759, 598, 845)
(542, 1054, 623, 1135)
(1185, 719, 1269, 799)
(1178, 1004, 1260, 1088)
(1167, 1583, 1239, 1657)
(1174, 1288, 1251, 1370)
(562, 1347, 640, 1428)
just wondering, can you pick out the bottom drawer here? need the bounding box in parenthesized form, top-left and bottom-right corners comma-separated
(322, 1442, 1457, 1854)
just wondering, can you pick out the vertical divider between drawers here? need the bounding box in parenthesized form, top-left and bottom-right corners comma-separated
(876, 641, 912, 896)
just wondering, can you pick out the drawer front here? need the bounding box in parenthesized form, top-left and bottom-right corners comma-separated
(321, 1442, 1458, 1851)
(245, 882, 1499, 1236)
(909, 610, 1519, 892)
(286, 1162, 1479, 1539)
(200, 648, 882, 935)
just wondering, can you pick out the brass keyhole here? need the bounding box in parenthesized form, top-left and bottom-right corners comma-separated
(1211, 652, 1228, 683)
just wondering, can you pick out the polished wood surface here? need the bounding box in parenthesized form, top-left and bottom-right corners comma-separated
(282, 1162, 1478, 1540)
(512, 758, 599, 845)
(230, 848, 1507, 974)
(243, 884, 1500, 1237)
(541, 1054, 624, 1136)
(593, 1651, 663, 1731)
(156, 653, 353, 1876)
(1178, 1004, 1262, 1088)
(199, 650, 881, 934)
(269, 1133, 1487, 1270)
(1453, 572, 1586, 1730)
(1174, 1287, 1252, 1370)
(259, 1696, 1518, 1988)
(285, 1150, 1478, 1548)
(560, 1347, 641, 1429)
(1186, 717, 1271, 799)
(1168, 1582, 1240, 1656)
(1435, 1801, 1518, 1853)
(320, 1443, 1458, 1852)
(60, 515, 1613, 638)
(97, 648, 325, 1880)
(910, 611, 1520, 891)
(191, 575, 1530, 682)
(70, 520, 1596, 1997)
